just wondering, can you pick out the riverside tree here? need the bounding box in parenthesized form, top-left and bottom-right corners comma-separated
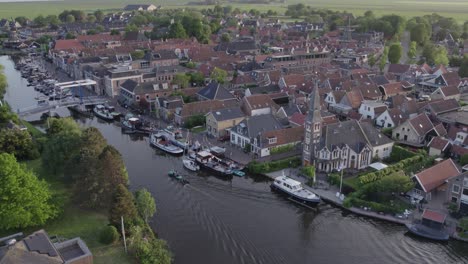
(0, 153, 56, 229)
(135, 188, 157, 223)
(109, 184, 139, 229)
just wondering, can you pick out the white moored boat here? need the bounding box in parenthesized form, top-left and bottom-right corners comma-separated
(271, 175, 321, 206)
(182, 158, 200, 172)
(149, 133, 184, 155)
(93, 104, 114, 121)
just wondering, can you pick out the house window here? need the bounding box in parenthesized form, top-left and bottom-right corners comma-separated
(268, 137, 277, 144)
(453, 184, 460, 193)
(451, 196, 458, 203)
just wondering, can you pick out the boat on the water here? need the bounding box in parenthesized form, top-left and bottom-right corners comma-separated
(93, 104, 114, 121)
(168, 170, 189, 184)
(232, 170, 245, 177)
(149, 132, 184, 155)
(121, 114, 153, 134)
(405, 209, 450, 241)
(195, 150, 233, 176)
(182, 158, 200, 172)
(270, 175, 321, 206)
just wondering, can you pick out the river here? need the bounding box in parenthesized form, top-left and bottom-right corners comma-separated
(2, 55, 468, 264)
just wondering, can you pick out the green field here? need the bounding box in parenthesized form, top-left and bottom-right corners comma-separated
(0, 0, 468, 22)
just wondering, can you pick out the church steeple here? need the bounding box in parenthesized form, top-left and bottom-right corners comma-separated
(303, 81, 322, 166)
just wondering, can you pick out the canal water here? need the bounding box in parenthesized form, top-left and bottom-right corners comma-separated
(2, 55, 468, 264)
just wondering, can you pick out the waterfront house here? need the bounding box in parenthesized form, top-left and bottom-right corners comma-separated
(410, 159, 463, 210)
(392, 113, 437, 146)
(174, 100, 232, 126)
(0, 229, 92, 264)
(229, 114, 283, 149)
(206, 107, 245, 138)
(155, 96, 184, 121)
(303, 87, 393, 171)
(251, 126, 304, 157)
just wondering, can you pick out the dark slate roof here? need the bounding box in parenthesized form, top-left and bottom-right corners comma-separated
(388, 64, 410, 74)
(321, 120, 369, 153)
(143, 50, 178, 61)
(248, 84, 281, 94)
(359, 121, 393, 147)
(232, 114, 282, 138)
(237, 61, 263, 72)
(210, 107, 244, 122)
(371, 75, 390, 86)
(197, 82, 235, 100)
(108, 70, 140, 78)
(120, 79, 138, 92)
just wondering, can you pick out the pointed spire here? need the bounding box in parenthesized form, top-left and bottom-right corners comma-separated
(308, 80, 322, 122)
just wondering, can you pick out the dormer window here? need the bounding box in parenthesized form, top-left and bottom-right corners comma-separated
(268, 137, 277, 144)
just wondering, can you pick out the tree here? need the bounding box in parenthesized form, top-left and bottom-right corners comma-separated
(42, 118, 82, 176)
(99, 225, 119, 244)
(388, 43, 402, 64)
(109, 184, 139, 229)
(131, 50, 145, 60)
(15, 16, 28, 26)
(0, 153, 56, 230)
(172, 73, 190, 89)
(210, 68, 228, 84)
(65, 32, 76, 39)
(221, 33, 231, 43)
(168, 21, 187, 39)
(301, 165, 315, 184)
(135, 189, 156, 223)
(110, 29, 120, 36)
(407, 41, 417, 60)
(410, 23, 429, 46)
(129, 225, 172, 264)
(460, 154, 468, 166)
(131, 15, 148, 27)
(66, 14, 75, 23)
(94, 10, 104, 22)
(45, 15, 60, 26)
(459, 58, 468, 78)
(368, 53, 376, 68)
(0, 129, 39, 160)
(379, 46, 389, 72)
(33, 15, 47, 27)
(433, 46, 449, 66)
(87, 15, 96, 23)
(459, 217, 468, 233)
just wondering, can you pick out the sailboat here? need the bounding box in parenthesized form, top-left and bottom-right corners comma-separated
(182, 131, 200, 171)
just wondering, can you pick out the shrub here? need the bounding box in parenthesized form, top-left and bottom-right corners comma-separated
(247, 157, 301, 174)
(270, 144, 295, 155)
(100, 225, 119, 244)
(328, 173, 341, 186)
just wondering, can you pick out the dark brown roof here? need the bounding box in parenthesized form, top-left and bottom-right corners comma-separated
(243, 94, 278, 111)
(408, 113, 434, 136)
(387, 108, 407, 125)
(357, 83, 381, 99)
(259, 126, 304, 148)
(433, 123, 447, 137)
(180, 100, 227, 117)
(414, 159, 460, 193)
(387, 64, 410, 74)
(427, 99, 460, 114)
(428, 137, 450, 151)
(439, 85, 460, 97)
(345, 88, 364, 109)
(380, 82, 405, 96)
(442, 72, 461, 86)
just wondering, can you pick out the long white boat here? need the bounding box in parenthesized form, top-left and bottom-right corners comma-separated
(149, 133, 184, 155)
(271, 175, 321, 206)
(93, 104, 114, 121)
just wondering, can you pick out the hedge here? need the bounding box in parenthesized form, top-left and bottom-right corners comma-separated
(247, 157, 301, 174)
(270, 144, 295, 155)
(359, 154, 430, 185)
(384, 145, 417, 163)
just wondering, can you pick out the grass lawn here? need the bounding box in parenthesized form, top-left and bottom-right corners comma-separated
(19, 159, 135, 264)
(21, 120, 45, 138)
(344, 176, 361, 190)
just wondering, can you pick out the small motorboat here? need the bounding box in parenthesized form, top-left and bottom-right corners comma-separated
(93, 104, 114, 121)
(168, 170, 189, 184)
(183, 158, 200, 172)
(232, 170, 245, 177)
(149, 133, 184, 155)
(271, 174, 321, 206)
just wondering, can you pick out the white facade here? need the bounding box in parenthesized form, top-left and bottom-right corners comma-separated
(230, 129, 250, 148)
(376, 110, 395, 128)
(372, 142, 393, 159)
(358, 101, 386, 120)
(462, 177, 468, 205)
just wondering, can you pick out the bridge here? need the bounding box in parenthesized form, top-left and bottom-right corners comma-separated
(17, 79, 106, 117)
(17, 96, 108, 117)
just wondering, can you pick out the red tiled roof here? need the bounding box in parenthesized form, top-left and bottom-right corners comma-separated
(260, 126, 304, 148)
(414, 159, 460, 193)
(428, 137, 450, 151)
(53, 39, 85, 51)
(387, 64, 410, 74)
(380, 82, 405, 97)
(422, 209, 446, 223)
(439, 85, 460, 97)
(289, 112, 306, 126)
(408, 113, 434, 136)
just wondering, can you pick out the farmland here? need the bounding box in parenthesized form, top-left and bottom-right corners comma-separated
(0, 0, 468, 22)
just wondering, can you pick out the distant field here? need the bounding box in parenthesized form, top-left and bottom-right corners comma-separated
(0, 0, 467, 22)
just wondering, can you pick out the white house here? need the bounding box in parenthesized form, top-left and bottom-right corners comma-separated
(358, 100, 387, 120)
(230, 114, 282, 149)
(375, 108, 408, 128)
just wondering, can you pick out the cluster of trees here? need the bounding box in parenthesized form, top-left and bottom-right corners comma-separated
(0, 65, 6, 99)
(31, 10, 105, 28)
(355, 11, 406, 38)
(172, 71, 204, 89)
(41, 118, 171, 263)
(285, 4, 352, 30)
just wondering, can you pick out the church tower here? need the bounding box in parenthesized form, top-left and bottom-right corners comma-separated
(302, 82, 322, 166)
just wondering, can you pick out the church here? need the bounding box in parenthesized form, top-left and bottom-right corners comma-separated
(303, 86, 394, 172)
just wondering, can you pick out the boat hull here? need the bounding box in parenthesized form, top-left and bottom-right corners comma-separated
(93, 109, 114, 121)
(197, 162, 233, 177)
(405, 223, 450, 241)
(270, 184, 321, 206)
(150, 137, 184, 155)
